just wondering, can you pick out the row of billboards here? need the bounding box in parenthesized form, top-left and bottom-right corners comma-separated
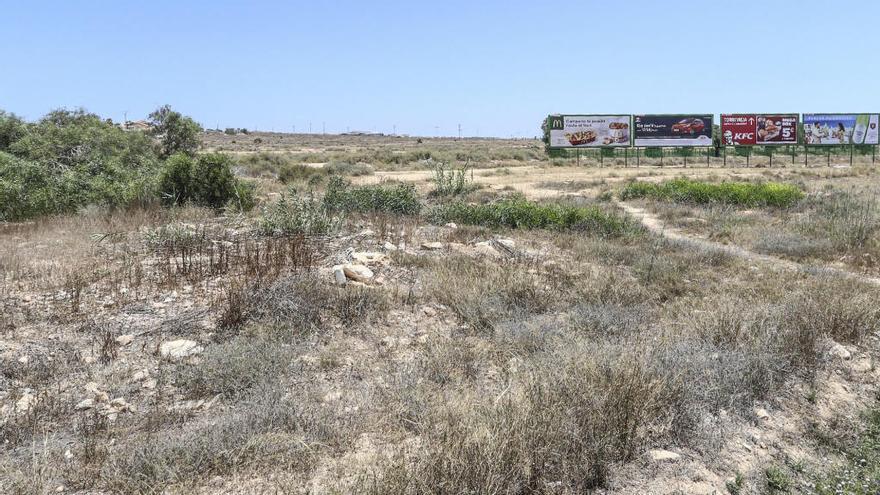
(547, 114, 880, 148)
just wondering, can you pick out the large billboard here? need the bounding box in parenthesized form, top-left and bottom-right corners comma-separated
(803, 114, 880, 145)
(548, 115, 631, 148)
(633, 114, 713, 147)
(721, 114, 798, 146)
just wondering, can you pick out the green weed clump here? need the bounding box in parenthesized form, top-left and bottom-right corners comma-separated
(259, 189, 343, 236)
(430, 198, 638, 237)
(430, 161, 475, 197)
(620, 179, 804, 207)
(323, 176, 421, 215)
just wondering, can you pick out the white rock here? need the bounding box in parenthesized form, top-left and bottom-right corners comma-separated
(15, 392, 35, 414)
(332, 265, 348, 285)
(359, 229, 375, 237)
(382, 241, 398, 252)
(142, 379, 157, 390)
(496, 239, 516, 250)
(648, 449, 680, 462)
(473, 241, 500, 257)
(829, 343, 852, 360)
(755, 408, 770, 420)
(75, 398, 95, 410)
(421, 242, 444, 250)
(64, 449, 74, 460)
(351, 252, 385, 265)
(342, 264, 374, 282)
(17, 355, 29, 364)
(115, 334, 134, 346)
(131, 370, 149, 383)
(160, 339, 203, 359)
(444, 222, 458, 229)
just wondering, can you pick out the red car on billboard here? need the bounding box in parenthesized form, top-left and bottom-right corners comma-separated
(671, 118, 705, 135)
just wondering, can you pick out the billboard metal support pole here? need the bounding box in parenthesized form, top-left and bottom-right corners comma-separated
(707, 147, 710, 167)
(769, 148, 772, 168)
(600, 149, 604, 167)
(576, 149, 580, 167)
(827, 147, 830, 167)
(850, 143, 854, 167)
(805, 145, 808, 167)
(873, 145, 876, 164)
(660, 148, 663, 167)
(637, 148, 640, 168)
(791, 145, 795, 164)
(684, 152, 687, 168)
(625, 148, 628, 167)
(747, 147, 750, 168)
(723, 146, 727, 167)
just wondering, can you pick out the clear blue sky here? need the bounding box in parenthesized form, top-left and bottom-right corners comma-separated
(3, 1, 878, 137)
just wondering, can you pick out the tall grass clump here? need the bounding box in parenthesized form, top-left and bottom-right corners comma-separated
(259, 188, 344, 235)
(430, 161, 475, 197)
(323, 176, 421, 215)
(430, 198, 638, 237)
(620, 179, 803, 207)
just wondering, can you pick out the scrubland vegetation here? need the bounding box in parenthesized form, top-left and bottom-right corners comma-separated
(2, 115, 880, 494)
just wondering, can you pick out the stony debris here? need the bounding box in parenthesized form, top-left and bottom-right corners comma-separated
(115, 334, 134, 346)
(17, 355, 29, 364)
(131, 369, 149, 383)
(160, 339, 203, 359)
(351, 252, 385, 265)
(382, 241, 397, 252)
(473, 241, 501, 257)
(829, 343, 852, 360)
(444, 222, 458, 229)
(421, 242, 444, 250)
(15, 390, 35, 414)
(332, 265, 348, 285)
(754, 407, 770, 420)
(341, 264, 374, 283)
(648, 449, 681, 462)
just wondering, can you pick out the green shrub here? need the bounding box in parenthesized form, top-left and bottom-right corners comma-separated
(430, 161, 474, 197)
(323, 176, 421, 215)
(157, 153, 194, 205)
(259, 189, 343, 235)
(0, 111, 26, 151)
(619, 178, 803, 207)
(429, 198, 638, 237)
(157, 152, 254, 210)
(0, 109, 160, 219)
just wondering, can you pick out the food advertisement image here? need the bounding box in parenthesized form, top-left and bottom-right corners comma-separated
(803, 114, 880, 145)
(633, 114, 713, 147)
(548, 115, 631, 148)
(721, 114, 798, 146)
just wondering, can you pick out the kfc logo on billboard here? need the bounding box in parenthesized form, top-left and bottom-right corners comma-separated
(721, 114, 798, 146)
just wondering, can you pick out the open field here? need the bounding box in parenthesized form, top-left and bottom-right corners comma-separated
(3, 131, 880, 494)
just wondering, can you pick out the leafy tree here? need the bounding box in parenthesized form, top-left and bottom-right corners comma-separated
(157, 153, 194, 205)
(148, 105, 202, 158)
(0, 111, 26, 151)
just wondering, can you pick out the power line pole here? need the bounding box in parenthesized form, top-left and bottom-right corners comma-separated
(458, 124, 462, 140)
(309, 122, 312, 134)
(322, 122, 326, 135)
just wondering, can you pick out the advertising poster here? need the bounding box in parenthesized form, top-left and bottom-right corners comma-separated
(633, 114, 713, 147)
(721, 114, 798, 145)
(803, 114, 880, 145)
(548, 115, 631, 148)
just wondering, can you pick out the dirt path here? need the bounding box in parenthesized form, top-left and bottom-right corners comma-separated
(616, 200, 880, 287)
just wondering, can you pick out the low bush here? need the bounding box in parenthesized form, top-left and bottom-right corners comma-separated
(323, 176, 421, 215)
(430, 161, 475, 197)
(259, 188, 344, 235)
(158, 152, 255, 211)
(429, 198, 638, 237)
(619, 178, 804, 207)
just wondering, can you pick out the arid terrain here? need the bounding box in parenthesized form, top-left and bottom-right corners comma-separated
(3, 131, 880, 494)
